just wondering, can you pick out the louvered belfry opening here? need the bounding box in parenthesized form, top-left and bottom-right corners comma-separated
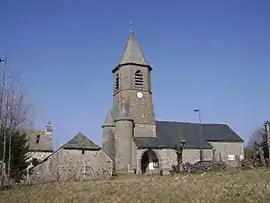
(115, 73, 119, 90)
(135, 70, 143, 86)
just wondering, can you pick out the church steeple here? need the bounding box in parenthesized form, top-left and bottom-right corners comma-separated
(112, 26, 156, 128)
(113, 31, 151, 73)
(119, 32, 148, 66)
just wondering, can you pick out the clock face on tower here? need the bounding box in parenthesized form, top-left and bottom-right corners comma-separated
(137, 92, 143, 99)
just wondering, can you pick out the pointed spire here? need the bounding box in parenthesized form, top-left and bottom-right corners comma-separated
(118, 26, 148, 66)
(102, 110, 115, 127)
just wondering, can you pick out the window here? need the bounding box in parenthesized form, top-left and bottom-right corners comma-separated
(82, 149, 85, 154)
(36, 135, 40, 144)
(135, 70, 143, 86)
(228, 154, 235, 161)
(115, 73, 119, 90)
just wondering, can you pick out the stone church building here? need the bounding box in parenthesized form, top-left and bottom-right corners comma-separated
(102, 31, 244, 175)
(29, 31, 244, 183)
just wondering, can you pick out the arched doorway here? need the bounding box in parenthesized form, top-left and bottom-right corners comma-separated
(141, 149, 159, 174)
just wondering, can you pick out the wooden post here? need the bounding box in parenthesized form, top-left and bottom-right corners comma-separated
(83, 164, 86, 181)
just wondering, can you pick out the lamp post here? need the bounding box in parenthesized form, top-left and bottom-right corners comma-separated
(194, 109, 203, 162)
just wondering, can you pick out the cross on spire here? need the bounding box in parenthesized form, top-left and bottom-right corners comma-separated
(129, 20, 133, 33)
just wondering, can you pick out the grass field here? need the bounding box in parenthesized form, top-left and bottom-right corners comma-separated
(1, 169, 270, 203)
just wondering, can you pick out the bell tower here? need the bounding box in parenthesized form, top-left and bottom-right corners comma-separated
(112, 30, 156, 138)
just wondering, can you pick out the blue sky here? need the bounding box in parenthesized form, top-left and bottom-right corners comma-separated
(0, 0, 270, 148)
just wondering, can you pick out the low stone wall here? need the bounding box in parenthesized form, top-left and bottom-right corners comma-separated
(136, 145, 244, 175)
(29, 148, 112, 184)
(26, 151, 53, 169)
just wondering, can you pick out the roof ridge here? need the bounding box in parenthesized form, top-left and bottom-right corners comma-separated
(156, 120, 229, 125)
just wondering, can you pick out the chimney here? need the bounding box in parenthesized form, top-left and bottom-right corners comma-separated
(45, 120, 52, 135)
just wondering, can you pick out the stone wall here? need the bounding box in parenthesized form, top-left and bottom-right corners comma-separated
(137, 148, 213, 173)
(114, 119, 133, 173)
(136, 142, 243, 174)
(182, 149, 213, 163)
(30, 148, 112, 184)
(112, 64, 156, 125)
(27, 151, 53, 169)
(102, 126, 115, 160)
(209, 141, 244, 164)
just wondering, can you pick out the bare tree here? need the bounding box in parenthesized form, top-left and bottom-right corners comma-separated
(0, 57, 32, 186)
(245, 124, 269, 166)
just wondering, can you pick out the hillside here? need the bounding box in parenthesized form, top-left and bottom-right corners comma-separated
(1, 169, 270, 203)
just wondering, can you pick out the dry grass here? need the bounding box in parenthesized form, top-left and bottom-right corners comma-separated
(1, 169, 270, 203)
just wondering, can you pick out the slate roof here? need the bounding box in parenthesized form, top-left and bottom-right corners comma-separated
(119, 32, 148, 65)
(25, 129, 53, 152)
(102, 109, 115, 127)
(112, 32, 152, 73)
(134, 121, 243, 149)
(29, 132, 101, 170)
(62, 132, 100, 150)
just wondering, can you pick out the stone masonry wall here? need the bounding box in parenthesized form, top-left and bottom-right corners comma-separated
(115, 120, 133, 173)
(102, 126, 115, 160)
(209, 141, 244, 164)
(30, 148, 112, 184)
(136, 146, 241, 174)
(27, 151, 53, 169)
(137, 148, 213, 174)
(113, 65, 156, 125)
(182, 149, 213, 163)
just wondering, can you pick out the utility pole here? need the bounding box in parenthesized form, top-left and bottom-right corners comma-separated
(194, 109, 203, 162)
(7, 94, 15, 184)
(0, 57, 7, 186)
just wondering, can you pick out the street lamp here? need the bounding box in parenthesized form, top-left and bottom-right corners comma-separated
(193, 109, 203, 162)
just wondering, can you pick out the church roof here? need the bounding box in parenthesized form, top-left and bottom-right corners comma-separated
(102, 110, 115, 127)
(134, 121, 243, 149)
(62, 132, 100, 150)
(112, 32, 151, 73)
(119, 32, 148, 65)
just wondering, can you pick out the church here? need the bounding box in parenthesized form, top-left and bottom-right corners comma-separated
(101, 31, 244, 175)
(29, 31, 245, 183)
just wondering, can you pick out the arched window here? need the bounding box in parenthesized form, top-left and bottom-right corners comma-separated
(115, 73, 119, 90)
(36, 135, 40, 144)
(135, 70, 143, 86)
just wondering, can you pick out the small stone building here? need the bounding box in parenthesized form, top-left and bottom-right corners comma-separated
(102, 31, 245, 175)
(30, 132, 112, 184)
(25, 121, 54, 169)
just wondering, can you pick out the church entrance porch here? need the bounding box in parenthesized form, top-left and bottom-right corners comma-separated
(141, 149, 159, 174)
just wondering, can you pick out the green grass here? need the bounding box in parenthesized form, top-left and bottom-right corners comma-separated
(1, 169, 270, 203)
